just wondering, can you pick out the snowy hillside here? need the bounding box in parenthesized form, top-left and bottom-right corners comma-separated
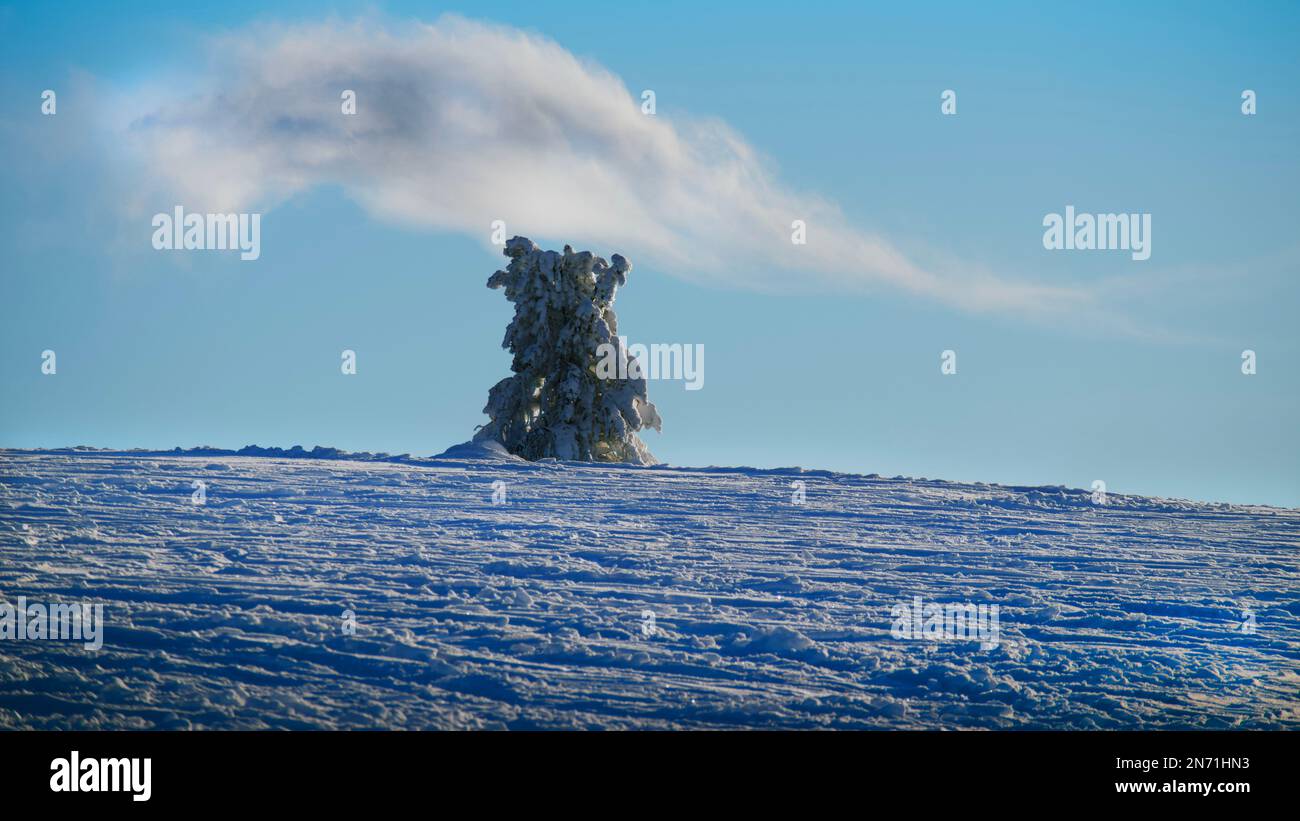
(1, 447, 1297, 730)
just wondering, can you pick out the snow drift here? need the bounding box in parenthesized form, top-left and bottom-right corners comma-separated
(1, 448, 1297, 730)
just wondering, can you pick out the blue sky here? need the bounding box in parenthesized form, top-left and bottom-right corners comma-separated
(1, 1, 1298, 506)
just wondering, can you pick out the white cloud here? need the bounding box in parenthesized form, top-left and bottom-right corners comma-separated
(124, 15, 1090, 315)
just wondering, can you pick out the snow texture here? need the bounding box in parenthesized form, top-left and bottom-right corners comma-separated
(474, 237, 661, 465)
(0, 447, 1297, 730)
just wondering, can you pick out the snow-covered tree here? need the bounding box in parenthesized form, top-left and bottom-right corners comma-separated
(473, 236, 662, 464)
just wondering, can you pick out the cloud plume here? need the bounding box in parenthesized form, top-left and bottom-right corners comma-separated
(125, 15, 1088, 315)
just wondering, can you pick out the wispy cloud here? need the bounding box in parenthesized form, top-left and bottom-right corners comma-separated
(123, 15, 1091, 316)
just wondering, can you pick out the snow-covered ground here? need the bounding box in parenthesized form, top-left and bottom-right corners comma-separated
(1, 446, 1296, 730)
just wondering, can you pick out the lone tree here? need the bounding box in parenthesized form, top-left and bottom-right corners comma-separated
(473, 236, 662, 464)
